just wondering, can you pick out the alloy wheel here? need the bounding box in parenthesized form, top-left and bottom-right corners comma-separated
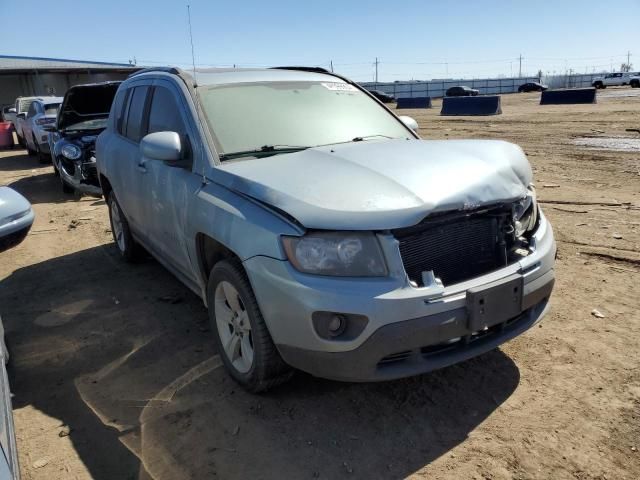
(214, 281, 254, 373)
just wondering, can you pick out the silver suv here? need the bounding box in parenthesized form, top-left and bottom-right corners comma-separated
(96, 67, 556, 392)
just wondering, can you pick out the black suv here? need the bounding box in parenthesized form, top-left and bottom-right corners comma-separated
(445, 86, 479, 97)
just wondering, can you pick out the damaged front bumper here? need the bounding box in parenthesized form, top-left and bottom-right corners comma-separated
(244, 211, 556, 382)
(57, 153, 102, 197)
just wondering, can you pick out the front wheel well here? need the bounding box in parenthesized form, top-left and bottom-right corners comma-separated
(196, 233, 241, 282)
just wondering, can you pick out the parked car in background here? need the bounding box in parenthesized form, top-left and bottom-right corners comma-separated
(1, 105, 16, 124)
(13, 96, 39, 146)
(368, 90, 395, 103)
(445, 86, 479, 97)
(97, 67, 556, 392)
(48, 81, 120, 196)
(0, 185, 34, 480)
(22, 97, 62, 161)
(592, 72, 633, 88)
(518, 82, 548, 93)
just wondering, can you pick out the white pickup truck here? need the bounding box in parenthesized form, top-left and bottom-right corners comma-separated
(592, 72, 635, 89)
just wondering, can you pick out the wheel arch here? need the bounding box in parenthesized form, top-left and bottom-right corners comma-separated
(196, 233, 242, 285)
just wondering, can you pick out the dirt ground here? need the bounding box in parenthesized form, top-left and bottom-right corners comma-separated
(0, 88, 639, 480)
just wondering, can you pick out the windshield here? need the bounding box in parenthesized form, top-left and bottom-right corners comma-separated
(198, 81, 411, 156)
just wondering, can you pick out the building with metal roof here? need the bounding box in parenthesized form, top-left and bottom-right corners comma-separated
(0, 55, 141, 106)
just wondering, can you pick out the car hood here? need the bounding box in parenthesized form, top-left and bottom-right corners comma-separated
(57, 82, 121, 132)
(213, 139, 533, 230)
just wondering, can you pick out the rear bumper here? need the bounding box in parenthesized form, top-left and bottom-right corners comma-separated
(278, 273, 553, 382)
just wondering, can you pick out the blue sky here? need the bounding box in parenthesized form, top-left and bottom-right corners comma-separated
(1, 0, 637, 81)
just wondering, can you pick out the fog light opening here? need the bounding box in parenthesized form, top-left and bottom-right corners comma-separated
(328, 314, 347, 337)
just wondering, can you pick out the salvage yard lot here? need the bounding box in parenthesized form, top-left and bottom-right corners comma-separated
(1, 90, 639, 480)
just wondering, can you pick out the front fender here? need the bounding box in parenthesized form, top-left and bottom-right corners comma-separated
(189, 182, 303, 262)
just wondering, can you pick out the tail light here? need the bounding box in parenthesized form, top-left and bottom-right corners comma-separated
(36, 118, 56, 126)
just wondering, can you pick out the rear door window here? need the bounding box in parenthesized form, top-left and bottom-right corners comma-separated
(125, 86, 150, 142)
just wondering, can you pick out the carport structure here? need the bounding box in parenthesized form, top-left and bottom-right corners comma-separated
(0, 55, 140, 106)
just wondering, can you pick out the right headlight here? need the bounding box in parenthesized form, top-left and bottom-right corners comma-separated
(514, 184, 538, 237)
(281, 232, 387, 277)
(61, 143, 82, 160)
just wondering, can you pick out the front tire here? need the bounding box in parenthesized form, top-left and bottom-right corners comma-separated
(107, 191, 142, 262)
(207, 259, 291, 392)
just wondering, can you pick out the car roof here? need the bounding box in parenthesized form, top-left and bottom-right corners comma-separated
(131, 67, 347, 87)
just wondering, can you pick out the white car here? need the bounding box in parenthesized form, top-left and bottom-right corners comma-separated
(0, 186, 34, 480)
(592, 72, 634, 89)
(1, 105, 16, 125)
(21, 97, 62, 162)
(12, 97, 39, 146)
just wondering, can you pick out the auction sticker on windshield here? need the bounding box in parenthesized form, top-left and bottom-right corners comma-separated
(321, 82, 358, 92)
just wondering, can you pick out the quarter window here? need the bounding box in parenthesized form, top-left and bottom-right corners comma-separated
(114, 88, 131, 135)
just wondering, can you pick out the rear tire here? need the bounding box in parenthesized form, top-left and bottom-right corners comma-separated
(207, 259, 292, 392)
(34, 135, 49, 163)
(107, 191, 142, 262)
(26, 138, 35, 156)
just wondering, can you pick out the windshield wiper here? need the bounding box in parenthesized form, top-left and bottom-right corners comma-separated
(351, 134, 394, 142)
(219, 144, 310, 161)
(315, 134, 396, 148)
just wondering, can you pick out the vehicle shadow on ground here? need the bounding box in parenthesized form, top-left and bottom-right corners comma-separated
(0, 149, 40, 171)
(1, 245, 520, 480)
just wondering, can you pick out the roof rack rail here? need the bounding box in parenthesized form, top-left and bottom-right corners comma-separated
(128, 67, 182, 78)
(271, 66, 330, 74)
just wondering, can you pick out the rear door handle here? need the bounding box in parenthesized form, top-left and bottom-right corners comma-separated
(137, 160, 147, 173)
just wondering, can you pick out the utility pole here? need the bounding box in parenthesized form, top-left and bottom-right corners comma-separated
(628, 51, 632, 66)
(374, 57, 379, 86)
(518, 54, 522, 77)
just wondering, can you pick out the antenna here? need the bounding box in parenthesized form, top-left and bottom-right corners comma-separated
(187, 4, 197, 85)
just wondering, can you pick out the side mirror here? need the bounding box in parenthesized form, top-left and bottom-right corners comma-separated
(0, 187, 34, 253)
(140, 131, 182, 162)
(8, 108, 16, 114)
(16, 112, 26, 119)
(399, 115, 419, 133)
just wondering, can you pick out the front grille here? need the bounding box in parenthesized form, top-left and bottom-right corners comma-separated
(394, 208, 510, 286)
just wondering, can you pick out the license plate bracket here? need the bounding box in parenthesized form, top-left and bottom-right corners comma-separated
(466, 274, 523, 331)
